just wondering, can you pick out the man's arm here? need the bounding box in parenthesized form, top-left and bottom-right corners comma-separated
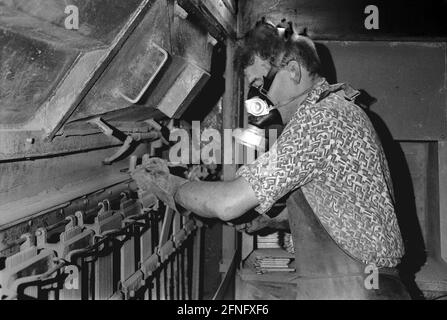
(174, 177, 259, 221)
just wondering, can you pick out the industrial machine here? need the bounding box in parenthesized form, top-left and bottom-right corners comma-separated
(0, 0, 237, 300)
(1, 0, 447, 301)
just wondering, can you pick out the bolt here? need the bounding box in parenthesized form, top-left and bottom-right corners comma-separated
(174, 2, 188, 19)
(129, 155, 137, 171)
(26, 138, 35, 144)
(207, 34, 218, 46)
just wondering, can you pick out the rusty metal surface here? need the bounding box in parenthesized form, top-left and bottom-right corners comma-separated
(0, 0, 144, 44)
(171, 8, 214, 72)
(71, 0, 214, 122)
(0, 0, 232, 145)
(0, 120, 161, 161)
(70, 0, 171, 121)
(0, 0, 155, 140)
(118, 42, 169, 104)
(0, 144, 147, 226)
(178, 0, 236, 41)
(156, 61, 210, 119)
(0, 25, 79, 125)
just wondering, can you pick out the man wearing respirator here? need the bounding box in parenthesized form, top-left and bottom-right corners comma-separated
(131, 19, 410, 299)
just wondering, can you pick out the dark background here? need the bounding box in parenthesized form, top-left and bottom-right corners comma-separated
(240, 0, 447, 40)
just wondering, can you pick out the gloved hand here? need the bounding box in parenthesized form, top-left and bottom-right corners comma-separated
(232, 214, 275, 234)
(231, 207, 289, 234)
(131, 158, 188, 212)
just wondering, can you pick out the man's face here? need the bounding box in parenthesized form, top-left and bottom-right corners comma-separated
(243, 55, 272, 89)
(244, 54, 298, 105)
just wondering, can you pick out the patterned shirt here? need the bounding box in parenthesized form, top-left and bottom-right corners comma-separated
(236, 79, 404, 268)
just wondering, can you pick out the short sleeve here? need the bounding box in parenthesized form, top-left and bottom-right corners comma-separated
(236, 105, 334, 215)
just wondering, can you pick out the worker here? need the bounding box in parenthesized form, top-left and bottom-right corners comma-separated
(131, 19, 410, 300)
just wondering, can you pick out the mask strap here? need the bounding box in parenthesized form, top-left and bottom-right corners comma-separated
(258, 86, 269, 96)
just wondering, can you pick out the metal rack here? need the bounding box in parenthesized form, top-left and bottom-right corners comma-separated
(0, 190, 203, 300)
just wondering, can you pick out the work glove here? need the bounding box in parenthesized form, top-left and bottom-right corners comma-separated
(232, 214, 276, 234)
(231, 207, 290, 234)
(131, 158, 188, 212)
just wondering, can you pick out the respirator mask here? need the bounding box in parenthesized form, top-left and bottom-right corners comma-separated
(233, 18, 306, 150)
(233, 81, 283, 149)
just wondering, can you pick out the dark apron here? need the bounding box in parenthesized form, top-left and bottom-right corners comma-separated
(287, 188, 411, 300)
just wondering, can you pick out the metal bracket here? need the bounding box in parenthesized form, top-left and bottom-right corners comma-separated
(120, 270, 145, 299)
(140, 253, 160, 278)
(88, 117, 163, 165)
(174, 1, 189, 19)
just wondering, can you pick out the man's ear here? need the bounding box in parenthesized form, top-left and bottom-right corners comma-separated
(287, 60, 301, 84)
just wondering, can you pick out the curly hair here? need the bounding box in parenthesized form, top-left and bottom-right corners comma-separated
(234, 19, 285, 71)
(235, 19, 321, 76)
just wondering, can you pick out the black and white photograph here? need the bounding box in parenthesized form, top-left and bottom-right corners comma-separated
(0, 0, 447, 305)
